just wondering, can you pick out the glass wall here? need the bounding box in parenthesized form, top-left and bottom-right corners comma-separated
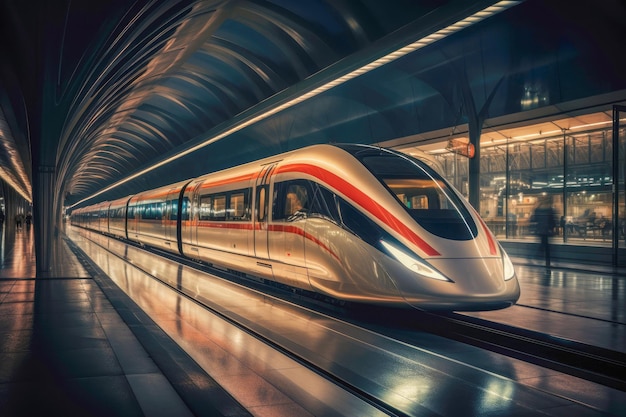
(618, 110, 626, 251)
(420, 117, 626, 250)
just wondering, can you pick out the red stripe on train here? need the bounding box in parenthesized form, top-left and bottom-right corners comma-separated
(183, 221, 341, 262)
(268, 224, 341, 262)
(275, 163, 440, 256)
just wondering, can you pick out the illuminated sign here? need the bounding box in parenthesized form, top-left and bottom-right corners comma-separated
(446, 138, 475, 158)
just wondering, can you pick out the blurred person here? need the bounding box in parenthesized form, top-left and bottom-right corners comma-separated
(15, 213, 23, 229)
(533, 196, 556, 268)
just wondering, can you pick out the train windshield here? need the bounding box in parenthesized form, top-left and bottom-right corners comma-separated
(342, 146, 477, 240)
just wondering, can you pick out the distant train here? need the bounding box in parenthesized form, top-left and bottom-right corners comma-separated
(71, 144, 520, 310)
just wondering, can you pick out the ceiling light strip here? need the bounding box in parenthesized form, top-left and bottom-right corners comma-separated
(0, 167, 32, 203)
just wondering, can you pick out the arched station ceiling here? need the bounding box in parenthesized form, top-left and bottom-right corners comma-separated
(0, 0, 511, 207)
(1, 0, 625, 211)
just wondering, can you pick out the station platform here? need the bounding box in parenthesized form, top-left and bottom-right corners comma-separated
(0, 224, 247, 417)
(1, 223, 625, 416)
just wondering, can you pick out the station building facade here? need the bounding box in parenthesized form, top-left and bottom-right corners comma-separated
(397, 104, 626, 266)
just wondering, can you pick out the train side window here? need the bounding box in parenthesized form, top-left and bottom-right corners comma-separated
(273, 181, 309, 221)
(170, 199, 178, 220)
(139, 204, 147, 219)
(143, 203, 162, 220)
(181, 197, 190, 221)
(228, 190, 250, 220)
(211, 195, 226, 220)
(199, 195, 212, 220)
(155, 202, 162, 220)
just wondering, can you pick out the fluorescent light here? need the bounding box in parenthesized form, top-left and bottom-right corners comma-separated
(0, 167, 32, 203)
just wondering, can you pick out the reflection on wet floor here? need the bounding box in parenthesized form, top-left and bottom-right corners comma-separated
(0, 223, 36, 278)
(0, 223, 88, 279)
(466, 263, 626, 353)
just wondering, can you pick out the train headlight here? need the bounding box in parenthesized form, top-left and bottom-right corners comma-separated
(380, 240, 450, 282)
(501, 246, 516, 281)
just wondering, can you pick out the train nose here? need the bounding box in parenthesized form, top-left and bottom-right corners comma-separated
(398, 257, 520, 310)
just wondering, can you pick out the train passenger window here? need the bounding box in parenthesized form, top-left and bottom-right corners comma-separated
(142, 202, 162, 220)
(170, 199, 178, 220)
(199, 196, 212, 220)
(139, 204, 147, 219)
(181, 197, 190, 221)
(229, 191, 249, 220)
(211, 195, 226, 220)
(273, 181, 309, 221)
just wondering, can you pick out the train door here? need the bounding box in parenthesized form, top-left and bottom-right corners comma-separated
(268, 179, 310, 288)
(179, 181, 196, 256)
(190, 183, 201, 248)
(254, 164, 275, 259)
(127, 198, 139, 241)
(163, 187, 177, 250)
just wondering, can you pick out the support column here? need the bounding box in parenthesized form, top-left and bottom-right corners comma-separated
(468, 123, 482, 210)
(34, 165, 55, 275)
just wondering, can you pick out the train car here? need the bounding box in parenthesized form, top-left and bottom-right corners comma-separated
(74, 144, 520, 310)
(71, 201, 109, 233)
(106, 196, 133, 239)
(127, 180, 191, 253)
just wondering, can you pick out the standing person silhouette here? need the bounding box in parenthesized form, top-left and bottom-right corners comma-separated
(533, 196, 556, 268)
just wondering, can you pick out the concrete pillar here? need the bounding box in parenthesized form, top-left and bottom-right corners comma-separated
(34, 165, 55, 275)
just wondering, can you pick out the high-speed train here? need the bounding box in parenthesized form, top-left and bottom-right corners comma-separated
(71, 144, 520, 310)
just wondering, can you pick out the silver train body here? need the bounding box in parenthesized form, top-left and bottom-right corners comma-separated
(71, 144, 520, 310)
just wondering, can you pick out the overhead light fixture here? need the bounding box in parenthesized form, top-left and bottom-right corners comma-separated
(0, 167, 32, 203)
(71, 1, 521, 209)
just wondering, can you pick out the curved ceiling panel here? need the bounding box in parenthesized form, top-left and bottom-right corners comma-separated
(0, 0, 461, 207)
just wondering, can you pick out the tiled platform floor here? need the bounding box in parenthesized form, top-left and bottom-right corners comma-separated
(0, 224, 248, 417)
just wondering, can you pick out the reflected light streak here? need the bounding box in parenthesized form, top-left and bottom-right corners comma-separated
(71, 1, 520, 209)
(0, 166, 32, 203)
(477, 379, 516, 413)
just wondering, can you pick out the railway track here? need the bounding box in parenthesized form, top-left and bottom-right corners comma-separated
(348, 307, 626, 393)
(435, 311, 626, 391)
